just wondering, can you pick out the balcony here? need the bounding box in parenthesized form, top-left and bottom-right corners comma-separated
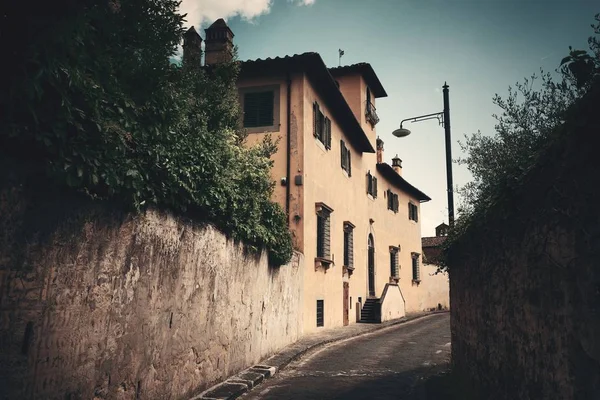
(365, 101, 379, 126)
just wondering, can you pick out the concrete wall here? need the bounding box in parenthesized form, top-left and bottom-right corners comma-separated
(380, 284, 406, 322)
(0, 187, 304, 400)
(417, 263, 449, 311)
(447, 86, 600, 400)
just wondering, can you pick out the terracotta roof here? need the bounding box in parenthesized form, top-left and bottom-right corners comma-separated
(422, 236, 447, 248)
(240, 53, 375, 153)
(329, 63, 388, 98)
(376, 163, 431, 202)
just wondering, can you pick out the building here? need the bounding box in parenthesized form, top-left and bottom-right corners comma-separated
(184, 20, 449, 333)
(421, 223, 450, 311)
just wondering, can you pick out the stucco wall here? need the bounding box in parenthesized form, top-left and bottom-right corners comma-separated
(447, 86, 600, 399)
(415, 263, 449, 312)
(380, 284, 406, 322)
(0, 186, 304, 400)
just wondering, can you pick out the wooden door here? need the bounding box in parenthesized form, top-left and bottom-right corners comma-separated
(368, 234, 375, 297)
(343, 282, 349, 326)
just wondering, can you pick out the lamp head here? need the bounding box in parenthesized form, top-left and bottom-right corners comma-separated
(392, 126, 411, 137)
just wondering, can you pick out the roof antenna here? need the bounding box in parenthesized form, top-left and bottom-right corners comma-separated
(338, 49, 345, 67)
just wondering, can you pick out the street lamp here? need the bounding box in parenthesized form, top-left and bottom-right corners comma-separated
(392, 82, 454, 227)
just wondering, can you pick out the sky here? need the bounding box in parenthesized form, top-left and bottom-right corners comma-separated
(180, 0, 598, 236)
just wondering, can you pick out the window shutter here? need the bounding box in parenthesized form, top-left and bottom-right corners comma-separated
(348, 228, 353, 267)
(323, 213, 331, 258)
(373, 177, 378, 198)
(313, 102, 318, 137)
(317, 214, 324, 257)
(408, 203, 411, 219)
(243, 91, 273, 128)
(415, 207, 418, 222)
(325, 117, 332, 149)
(316, 300, 324, 327)
(347, 149, 351, 176)
(340, 140, 345, 170)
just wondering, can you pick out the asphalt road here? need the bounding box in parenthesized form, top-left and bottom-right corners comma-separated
(241, 313, 451, 400)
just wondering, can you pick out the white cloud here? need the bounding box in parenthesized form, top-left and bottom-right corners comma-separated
(179, 0, 272, 28)
(179, 0, 316, 28)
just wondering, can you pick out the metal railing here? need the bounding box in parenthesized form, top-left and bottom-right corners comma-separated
(365, 101, 379, 126)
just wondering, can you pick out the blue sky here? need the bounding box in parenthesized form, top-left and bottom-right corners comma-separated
(182, 0, 598, 236)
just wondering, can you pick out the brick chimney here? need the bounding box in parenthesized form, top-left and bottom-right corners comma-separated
(392, 154, 402, 176)
(204, 18, 234, 65)
(182, 26, 203, 69)
(376, 137, 384, 164)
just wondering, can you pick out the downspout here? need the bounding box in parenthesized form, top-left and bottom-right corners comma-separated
(285, 73, 292, 224)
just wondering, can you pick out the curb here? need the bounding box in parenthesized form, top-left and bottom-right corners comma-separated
(189, 311, 448, 400)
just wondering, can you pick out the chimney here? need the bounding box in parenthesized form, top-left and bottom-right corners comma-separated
(392, 154, 402, 175)
(182, 26, 203, 69)
(376, 137, 384, 164)
(204, 18, 234, 65)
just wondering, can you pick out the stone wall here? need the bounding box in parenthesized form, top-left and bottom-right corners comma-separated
(0, 184, 304, 399)
(447, 86, 600, 400)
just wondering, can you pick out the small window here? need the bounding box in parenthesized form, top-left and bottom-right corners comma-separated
(387, 190, 399, 213)
(316, 203, 333, 259)
(409, 202, 418, 221)
(366, 171, 378, 198)
(412, 253, 421, 281)
(316, 300, 324, 327)
(243, 91, 274, 127)
(313, 102, 331, 149)
(343, 222, 354, 269)
(340, 140, 352, 176)
(390, 247, 399, 278)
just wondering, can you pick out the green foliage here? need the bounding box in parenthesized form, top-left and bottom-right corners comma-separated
(0, 0, 293, 266)
(454, 14, 600, 235)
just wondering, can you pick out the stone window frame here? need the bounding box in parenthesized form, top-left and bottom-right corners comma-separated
(238, 84, 281, 133)
(411, 252, 421, 283)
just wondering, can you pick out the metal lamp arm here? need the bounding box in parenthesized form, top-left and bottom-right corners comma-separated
(400, 111, 444, 128)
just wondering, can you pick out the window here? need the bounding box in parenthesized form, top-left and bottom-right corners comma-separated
(243, 91, 274, 128)
(387, 190, 399, 213)
(412, 253, 421, 282)
(343, 222, 355, 269)
(316, 300, 324, 327)
(390, 246, 399, 278)
(409, 202, 418, 222)
(316, 203, 333, 260)
(340, 140, 352, 176)
(366, 171, 378, 198)
(313, 102, 331, 149)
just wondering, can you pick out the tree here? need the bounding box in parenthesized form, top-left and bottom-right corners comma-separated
(456, 14, 600, 223)
(0, 0, 293, 265)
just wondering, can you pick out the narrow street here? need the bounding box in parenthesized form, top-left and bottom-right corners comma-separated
(242, 313, 451, 400)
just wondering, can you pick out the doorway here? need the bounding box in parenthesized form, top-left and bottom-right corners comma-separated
(343, 282, 349, 326)
(368, 234, 375, 297)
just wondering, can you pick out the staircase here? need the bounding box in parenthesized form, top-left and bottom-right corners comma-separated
(360, 298, 381, 323)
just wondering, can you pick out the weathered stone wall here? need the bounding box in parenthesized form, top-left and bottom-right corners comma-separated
(448, 86, 600, 399)
(0, 184, 304, 400)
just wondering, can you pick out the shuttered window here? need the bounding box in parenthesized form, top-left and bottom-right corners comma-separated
(409, 202, 419, 221)
(243, 91, 274, 127)
(366, 171, 378, 198)
(390, 247, 399, 277)
(316, 300, 324, 327)
(313, 102, 331, 149)
(343, 222, 354, 268)
(340, 140, 351, 176)
(387, 190, 399, 212)
(316, 205, 332, 259)
(412, 253, 421, 281)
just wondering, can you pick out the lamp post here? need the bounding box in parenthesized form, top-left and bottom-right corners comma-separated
(392, 82, 454, 227)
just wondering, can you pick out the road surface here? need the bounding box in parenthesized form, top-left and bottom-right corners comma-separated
(242, 313, 451, 400)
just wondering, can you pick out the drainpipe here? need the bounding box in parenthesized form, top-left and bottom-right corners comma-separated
(285, 73, 292, 224)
